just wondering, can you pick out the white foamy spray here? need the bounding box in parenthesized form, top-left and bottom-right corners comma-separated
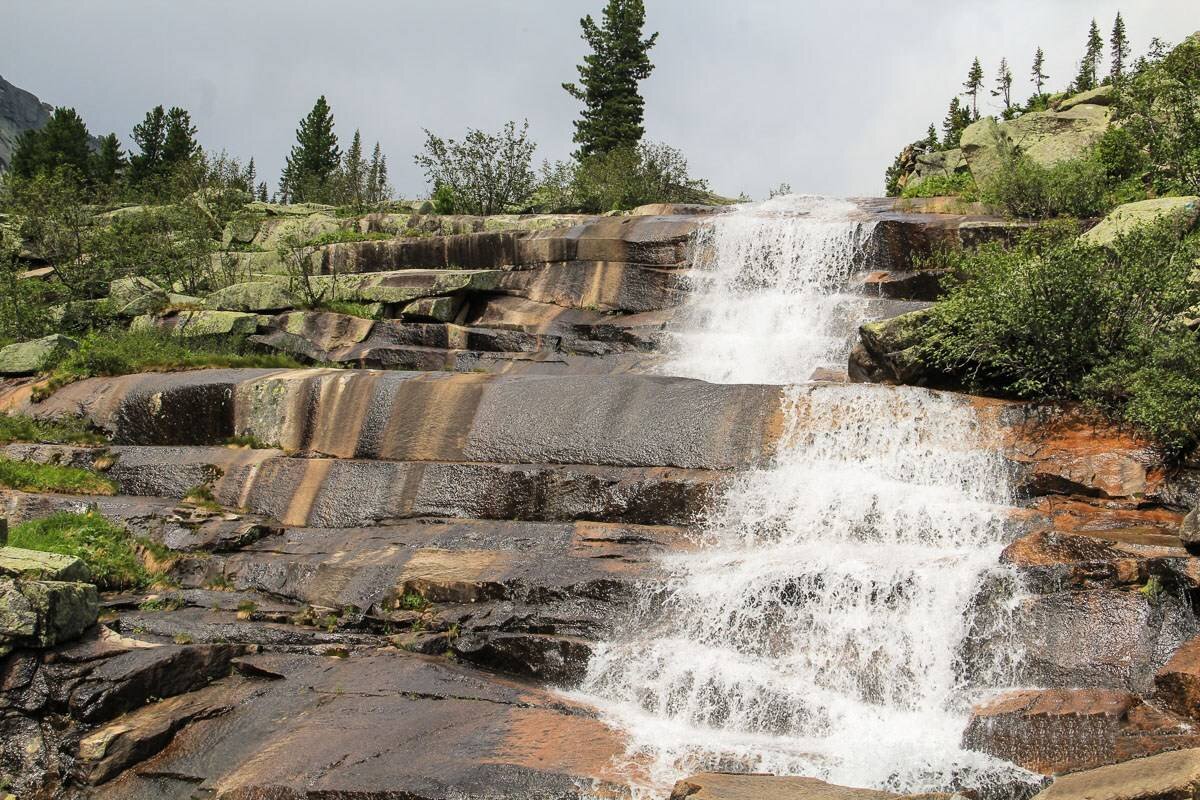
(572, 196, 1028, 795)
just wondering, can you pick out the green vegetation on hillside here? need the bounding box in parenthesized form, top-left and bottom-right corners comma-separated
(0, 458, 116, 495)
(918, 222, 1200, 455)
(10, 512, 160, 590)
(0, 414, 105, 445)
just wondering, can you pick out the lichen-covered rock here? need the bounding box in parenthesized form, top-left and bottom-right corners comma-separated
(221, 213, 263, 249)
(1057, 85, 1115, 111)
(0, 546, 91, 582)
(0, 576, 98, 654)
(108, 276, 168, 317)
(854, 308, 936, 384)
(400, 295, 464, 322)
(131, 310, 263, 339)
(0, 334, 77, 376)
(960, 104, 1112, 186)
(203, 281, 300, 313)
(1080, 197, 1200, 247)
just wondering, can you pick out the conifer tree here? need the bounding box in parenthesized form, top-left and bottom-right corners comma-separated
(367, 141, 391, 203)
(992, 57, 1014, 113)
(10, 107, 92, 181)
(925, 123, 940, 149)
(1031, 47, 1049, 97)
(90, 133, 125, 187)
(129, 105, 168, 186)
(281, 96, 341, 203)
(257, 182, 269, 202)
(942, 97, 971, 147)
(963, 58, 985, 118)
(1109, 12, 1130, 84)
(161, 107, 198, 166)
(1074, 19, 1104, 92)
(244, 157, 257, 193)
(562, 0, 658, 158)
(342, 129, 366, 206)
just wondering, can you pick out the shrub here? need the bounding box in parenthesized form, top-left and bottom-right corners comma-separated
(1120, 34, 1200, 194)
(414, 121, 536, 215)
(10, 511, 157, 589)
(900, 172, 979, 201)
(1096, 127, 1146, 181)
(981, 151, 1111, 219)
(537, 141, 710, 213)
(921, 222, 1200, 454)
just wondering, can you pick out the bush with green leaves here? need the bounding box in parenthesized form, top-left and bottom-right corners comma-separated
(900, 172, 979, 201)
(414, 121, 536, 215)
(981, 150, 1111, 219)
(920, 221, 1200, 454)
(1119, 33, 1200, 194)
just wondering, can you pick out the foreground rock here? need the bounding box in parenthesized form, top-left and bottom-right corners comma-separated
(1080, 197, 1200, 247)
(0, 334, 77, 376)
(669, 773, 950, 800)
(1033, 747, 1200, 800)
(0, 546, 97, 655)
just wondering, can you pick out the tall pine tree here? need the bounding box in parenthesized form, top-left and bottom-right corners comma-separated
(963, 58, 985, 119)
(342, 129, 366, 206)
(162, 107, 198, 165)
(562, 0, 658, 158)
(367, 142, 390, 203)
(1109, 12, 1130, 85)
(1031, 47, 1049, 97)
(90, 133, 125, 188)
(1074, 19, 1104, 92)
(992, 58, 1014, 113)
(281, 96, 341, 203)
(942, 97, 971, 147)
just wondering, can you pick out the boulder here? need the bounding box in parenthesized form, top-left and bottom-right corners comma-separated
(0, 576, 98, 654)
(221, 213, 263, 249)
(1080, 197, 1200, 247)
(131, 310, 263, 339)
(1155, 636, 1200, 719)
(108, 276, 168, 317)
(0, 334, 77, 375)
(854, 308, 936, 384)
(960, 104, 1112, 186)
(203, 281, 300, 313)
(0, 546, 90, 582)
(1182, 509, 1200, 548)
(47, 299, 113, 332)
(400, 294, 464, 323)
(1057, 85, 1116, 111)
(668, 774, 946, 800)
(1033, 748, 1200, 800)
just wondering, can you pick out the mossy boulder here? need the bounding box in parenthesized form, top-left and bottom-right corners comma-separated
(221, 212, 265, 249)
(0, 547, 91, 583)
(131, 310, 263, 339)
(109, 276, 169, 317)
(1056, 85, 1115, 111)
(0, 334, 78, 376)
(399, 295, 465, 323)
(854, 308, 937, 385)
(47, 299, 115, 332)
(0, 575, 98, 655)
(1080, 196, 1200, 247)
(204, 281, 300, 313)
(959, 104, 1112, 186)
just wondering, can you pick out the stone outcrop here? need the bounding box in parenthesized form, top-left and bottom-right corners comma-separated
(669, 773, 951, 800)
(0, 547, 97, 656)
(1032, 748, 1200, 800)
(960, 102, 1112, 185)
(0, 334, 77, 376)
(1080, 197, 1200, 247)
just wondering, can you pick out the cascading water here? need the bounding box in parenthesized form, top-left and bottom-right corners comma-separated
(573, 196, 1029, 795)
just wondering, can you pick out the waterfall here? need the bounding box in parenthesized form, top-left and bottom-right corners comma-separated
(573, 196, 1029, 795)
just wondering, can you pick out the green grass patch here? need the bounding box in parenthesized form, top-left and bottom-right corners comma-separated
(33, 329, 303, 400)
(901, 171, 979, 201)
(305, 229, 394, 247)
(0, 457, 115, 495)
(10, 511, 158, 590)
(320, 300, 380, 319)
(0, 414, 107, 445)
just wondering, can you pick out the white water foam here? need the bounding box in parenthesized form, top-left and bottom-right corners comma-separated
(571, 196, 1029, 796)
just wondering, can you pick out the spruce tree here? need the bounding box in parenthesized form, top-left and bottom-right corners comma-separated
(90, 133, 125, 187)
(562, 0, 658, 158)
(162, 107, 198, 166)
(1031, 47, 1049, 97)
(992, 57, 1014, 113)
(1109, 12, 1130, 85)
(1074, 19, 1104, 92)
(282, 96, 341, 203)
(942, 97, 970, 147)
(130, 105, 168, 186)
(963, 58, 985, 118)
(244, 157, 257, 193)
(342, 129, 366, 206)
(367, 141, 390, 203)
(925, 123, 940, 149)
(257, 182, 269, 202)
(10, 107, 92, 181)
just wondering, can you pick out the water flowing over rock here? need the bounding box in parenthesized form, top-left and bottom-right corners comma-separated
(571, 196, 1031, 794)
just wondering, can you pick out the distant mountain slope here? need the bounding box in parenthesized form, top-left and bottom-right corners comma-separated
(0, 73, 54, 172)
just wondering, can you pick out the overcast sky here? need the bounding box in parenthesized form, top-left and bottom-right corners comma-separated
(3, 1, 1196, 199)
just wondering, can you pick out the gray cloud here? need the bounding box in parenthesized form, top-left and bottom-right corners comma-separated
(3, 0, 1195, 199)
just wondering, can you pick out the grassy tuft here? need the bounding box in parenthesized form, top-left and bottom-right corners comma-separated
(0, 457, 116, 495)
(0, 414, 107, 446)
(10, 511, 159, 590)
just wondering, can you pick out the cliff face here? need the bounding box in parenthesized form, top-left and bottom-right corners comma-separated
(0, 74, 53, 172)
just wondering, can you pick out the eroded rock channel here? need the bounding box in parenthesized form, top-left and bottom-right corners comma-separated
(4, 199, 1200, 799)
